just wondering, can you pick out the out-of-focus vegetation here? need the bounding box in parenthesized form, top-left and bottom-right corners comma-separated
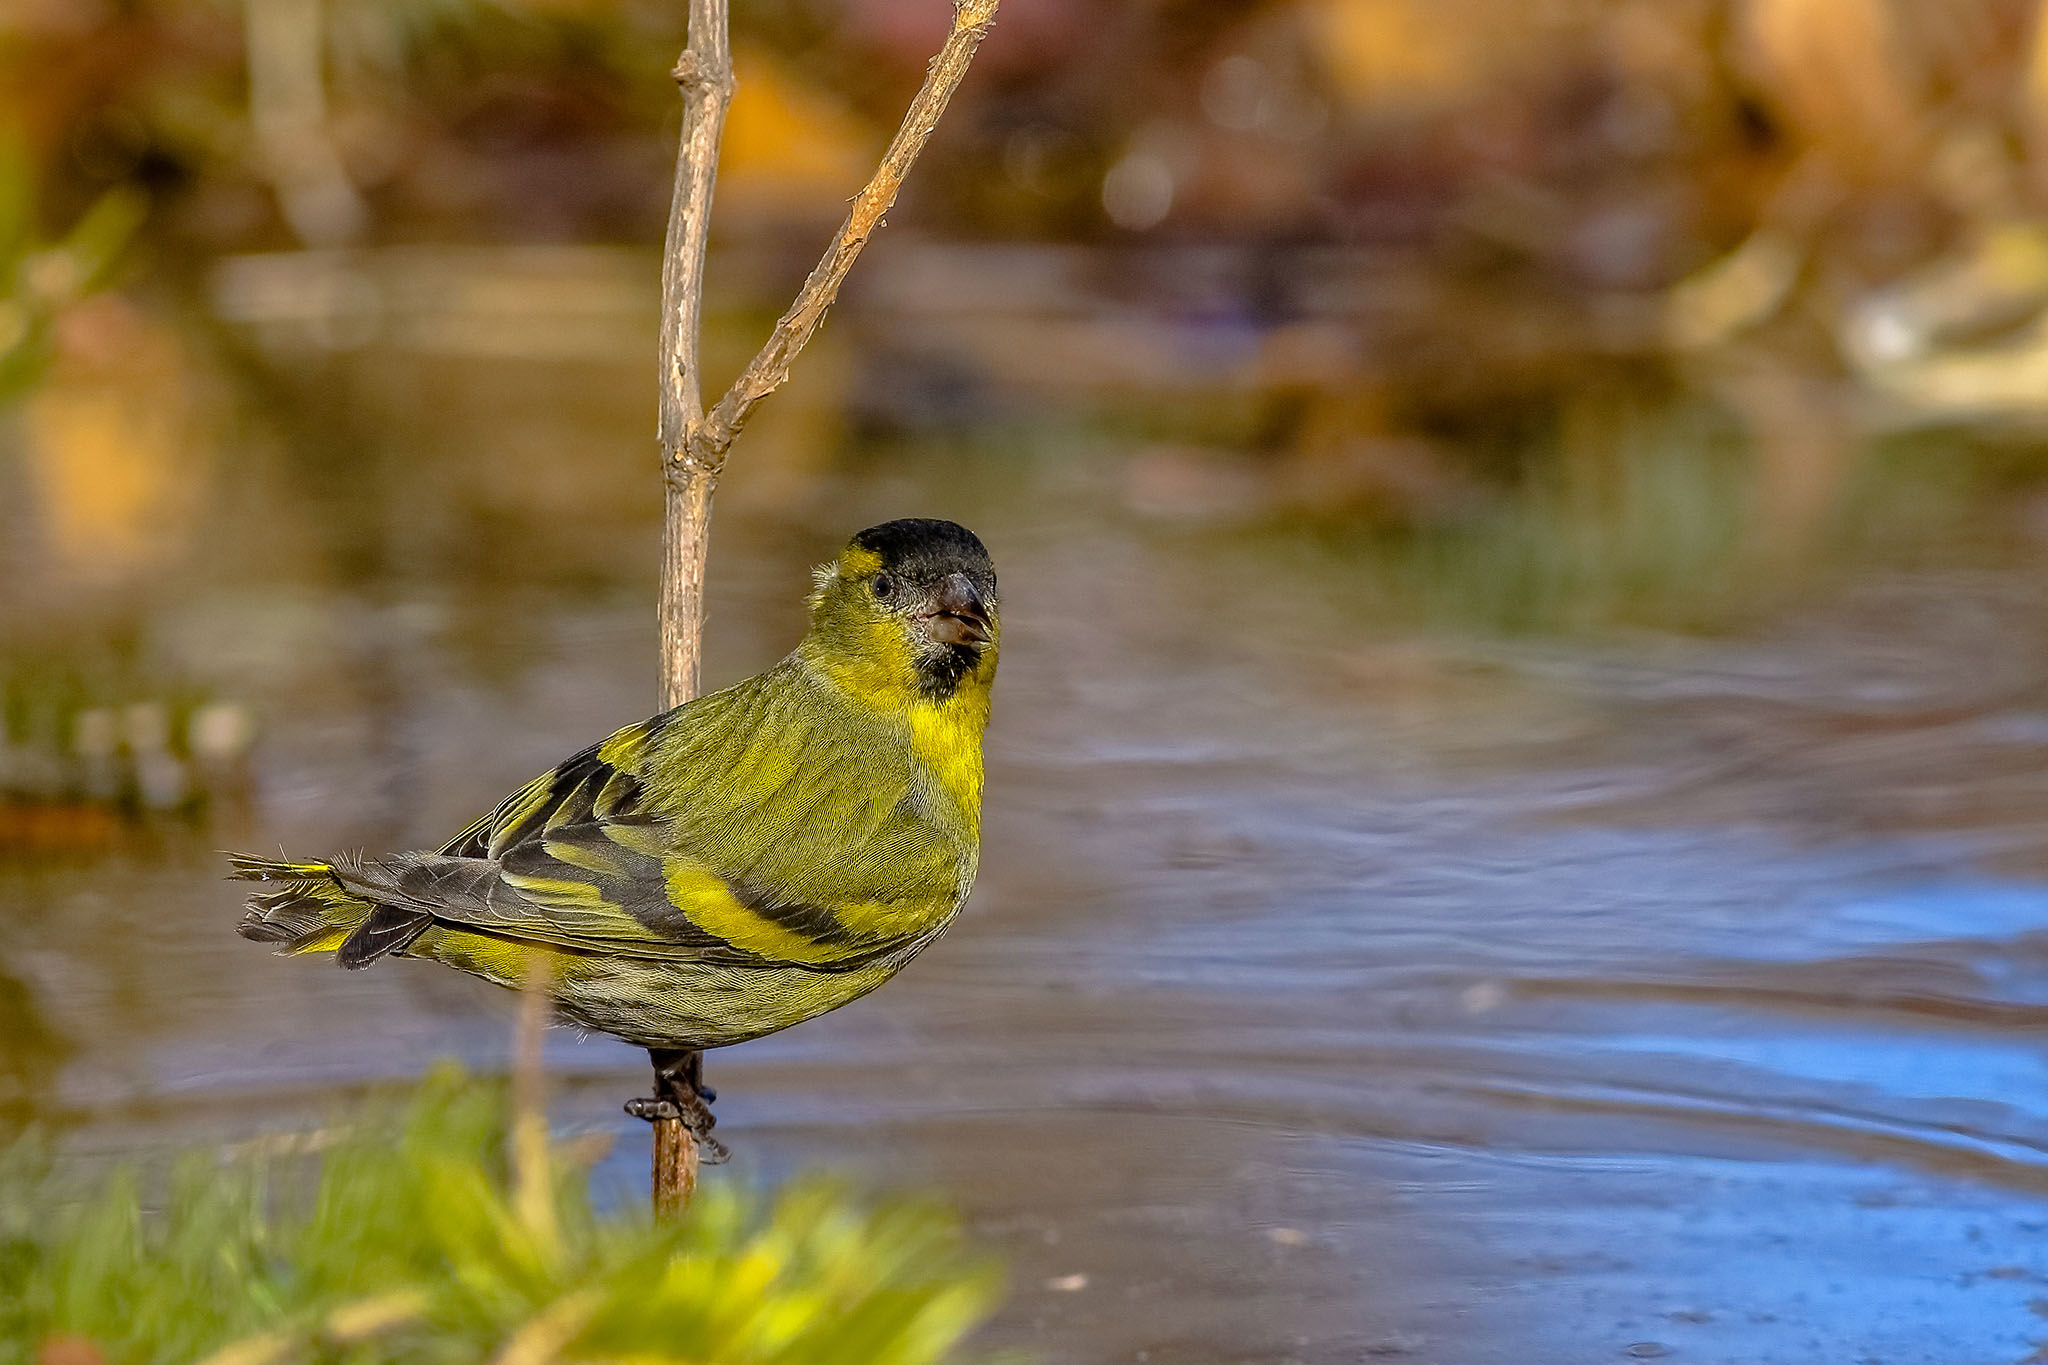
(8, 0, 2045, 248)
(4, 0, 2048, 830)
(7, 0, 2048, 561)
(0, 1064, 1002, 1365)
(10, 0, 2048, 389)
(0, 129, 144, 405)
(0, 623, 255, 851)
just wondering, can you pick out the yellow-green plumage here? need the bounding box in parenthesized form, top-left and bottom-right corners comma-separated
(230, 519, 998, 1052)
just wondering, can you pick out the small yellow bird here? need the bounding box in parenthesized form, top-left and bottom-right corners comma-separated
(229, 519, 997, 1152)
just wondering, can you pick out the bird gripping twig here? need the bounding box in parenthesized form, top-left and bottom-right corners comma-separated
(649, 0, 1001, 1218)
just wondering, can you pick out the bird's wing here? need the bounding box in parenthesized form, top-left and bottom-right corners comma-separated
(344, 713, 937, 972)
(344, 833, 929, 972)
(435, 719, 658, 862)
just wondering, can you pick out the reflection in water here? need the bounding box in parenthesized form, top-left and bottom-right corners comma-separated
(4, 345, 2048, 1362)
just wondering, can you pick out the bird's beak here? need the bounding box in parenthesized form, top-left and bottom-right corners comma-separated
(918, 572, 991, 646)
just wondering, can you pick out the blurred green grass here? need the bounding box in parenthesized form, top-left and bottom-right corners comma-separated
(0, 1063, 1005, 1365)
(0, 123, 144, 406)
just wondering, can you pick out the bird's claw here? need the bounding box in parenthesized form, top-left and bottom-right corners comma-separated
(624, 1096, 682, 1121)
(624, 1092, 730, 1164)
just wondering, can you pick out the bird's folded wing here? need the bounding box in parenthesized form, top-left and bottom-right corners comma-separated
(329, 839, 716, 961)
(407, 712, 935, 971)
(343, 824, 928, 972)
(437, 720, 658, 862)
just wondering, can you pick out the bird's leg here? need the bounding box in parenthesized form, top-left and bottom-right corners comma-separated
(625, 1047, 728, 1163)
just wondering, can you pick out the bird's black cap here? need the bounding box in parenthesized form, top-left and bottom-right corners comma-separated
(851, 519, 995, 593)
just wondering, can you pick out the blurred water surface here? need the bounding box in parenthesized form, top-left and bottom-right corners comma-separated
(6, 320, 2048, 1364)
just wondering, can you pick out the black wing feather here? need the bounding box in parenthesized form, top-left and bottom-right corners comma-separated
(337, 904, 434, 969)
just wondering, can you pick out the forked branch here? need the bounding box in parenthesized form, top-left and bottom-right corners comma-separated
(666, 0, 1001, 476)
(656, 0, 736, 480)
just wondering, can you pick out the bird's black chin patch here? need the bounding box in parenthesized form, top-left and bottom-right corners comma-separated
(916, 642, 980, 699)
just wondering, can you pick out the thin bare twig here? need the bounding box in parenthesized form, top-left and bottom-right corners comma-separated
(693, 0, 1000, 465)
(648, 1055, 699, 1220)
(512, 949, 558, 1251)
(657, 0, 735, 709)
(650, 0, 733, 1219)
(657, 0, 734, 466)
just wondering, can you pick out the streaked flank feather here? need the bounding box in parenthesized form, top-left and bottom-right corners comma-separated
(228, 519, 999, 1051)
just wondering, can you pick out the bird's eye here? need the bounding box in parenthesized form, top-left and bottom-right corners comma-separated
(871, 573, 894, 599)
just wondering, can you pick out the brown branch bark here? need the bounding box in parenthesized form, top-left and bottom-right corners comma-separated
(657, 0, 735, 709)
(511, 950, 559, 1248)
(695, 0, 1001, 462)
(649, 1099, 698, 1220)
(649, 0, 999, 1220)
(650, 0, 732, 1217)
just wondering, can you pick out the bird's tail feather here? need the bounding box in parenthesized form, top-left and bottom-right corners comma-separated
(227, 852, 382, 958)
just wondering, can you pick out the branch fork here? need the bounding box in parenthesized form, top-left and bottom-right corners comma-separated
(647, 0, 999, 1216)
(660, 0, 1000, 483)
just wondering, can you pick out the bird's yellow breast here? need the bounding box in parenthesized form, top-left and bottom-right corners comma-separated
(908, 692, 987, 843)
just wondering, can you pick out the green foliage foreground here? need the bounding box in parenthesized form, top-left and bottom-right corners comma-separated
(0, 1064, 1003, 1365)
